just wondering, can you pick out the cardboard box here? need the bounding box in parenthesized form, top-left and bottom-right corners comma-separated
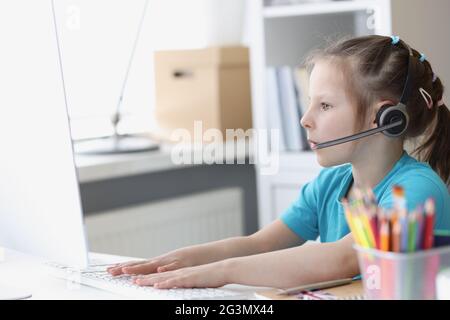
(154, 46, 252, 142)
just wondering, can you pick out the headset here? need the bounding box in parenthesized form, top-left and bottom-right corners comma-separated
(313, 41, 414, 150)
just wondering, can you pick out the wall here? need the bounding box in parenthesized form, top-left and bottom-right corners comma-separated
(391, 0, 450, 103)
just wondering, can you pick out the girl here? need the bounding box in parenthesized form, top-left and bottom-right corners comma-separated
(108, 35, 450, 289)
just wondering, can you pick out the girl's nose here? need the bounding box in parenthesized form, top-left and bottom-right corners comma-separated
(300, 108, 313, 129)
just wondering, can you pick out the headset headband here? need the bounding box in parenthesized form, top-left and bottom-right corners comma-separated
(397, 41, 415, 106)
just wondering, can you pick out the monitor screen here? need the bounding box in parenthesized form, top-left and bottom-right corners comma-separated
(0, 0, 89, 268)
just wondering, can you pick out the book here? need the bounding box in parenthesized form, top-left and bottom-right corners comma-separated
(277, 66, 303, 151)
(266, 67, 287, 152)
(293, 67, 310, 119)
(292, 67, 310, 150)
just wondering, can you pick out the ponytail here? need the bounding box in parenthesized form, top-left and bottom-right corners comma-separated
(413, 104, 450, 184)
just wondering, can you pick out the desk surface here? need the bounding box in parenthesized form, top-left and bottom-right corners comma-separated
(254, 281, 363, 300)
(0, 249, 265, 300)
(0, 249, 364, 300)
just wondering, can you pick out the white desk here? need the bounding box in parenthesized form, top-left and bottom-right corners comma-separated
(0, 249, 264, 300)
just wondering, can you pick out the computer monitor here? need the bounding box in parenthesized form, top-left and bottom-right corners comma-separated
(0, 0, 89, 268)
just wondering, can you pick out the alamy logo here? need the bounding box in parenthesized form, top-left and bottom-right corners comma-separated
(365, 264, 381, 290)
(66, 5, 81, 31)
(170, 121, 281, 175)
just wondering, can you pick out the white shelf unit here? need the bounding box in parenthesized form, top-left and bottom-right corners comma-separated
(247, 0, 392, 228)
(263, 0, 387, 18)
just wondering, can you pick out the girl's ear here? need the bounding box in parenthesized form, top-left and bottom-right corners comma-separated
(371, 100, 396, 128)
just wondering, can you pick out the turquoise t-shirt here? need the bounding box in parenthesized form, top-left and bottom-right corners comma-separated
(281, 151, 450, 242)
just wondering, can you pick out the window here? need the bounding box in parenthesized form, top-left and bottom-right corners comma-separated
(55, 0, 213, 140)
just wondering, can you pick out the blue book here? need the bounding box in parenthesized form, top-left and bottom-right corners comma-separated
(266, 67, 287, 152)
(276, 66, 303, 151)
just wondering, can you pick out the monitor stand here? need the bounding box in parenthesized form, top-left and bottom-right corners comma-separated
(0, 248, 32, 300)
(0, 285, 32, 300)
(72, 0, 154, 157)
(74, 134, 159, 155)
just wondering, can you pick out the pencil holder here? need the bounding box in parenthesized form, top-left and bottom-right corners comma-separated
(354, 244, 450, 300)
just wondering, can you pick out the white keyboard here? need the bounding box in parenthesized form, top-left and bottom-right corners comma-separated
(45, 262, 249, 300)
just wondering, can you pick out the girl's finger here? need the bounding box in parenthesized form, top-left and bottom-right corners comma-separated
(122, 260, 161, 275)
(111, 260, 143, 268)
(134, 273, 170, 286)
(155, 277, 188, 289)
(157, 261, 181, 273)
(107, 260, 145, 275)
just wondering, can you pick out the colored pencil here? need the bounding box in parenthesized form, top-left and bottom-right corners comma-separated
(408, 212, 417, 252)
(392, 185, 406, 213)
(400, 210, 409, 252)
(392, 219, 401, 253)
(380, 219, 390, 251)
(423, 198, 435, 249)
(415, 206, 424, 250)
(360, 209, 376, 248)
(342, 199, 361, 245)
(346, 186, 437, 254)
(349, 199, 372, 248)
(364, 188, 380, 249)
(354, 211, 371, 248)
(368, 211, 379, 249)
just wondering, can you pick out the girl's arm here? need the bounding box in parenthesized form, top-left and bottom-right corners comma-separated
(212, 219, 306, 262)
(225, 233, 359, 288)
(109, 219, 304, 276)
(133, 233, 359, 289)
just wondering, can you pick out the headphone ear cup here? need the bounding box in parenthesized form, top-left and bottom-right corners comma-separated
(375, 104, 393, 127)
(376, 104, 409, 137)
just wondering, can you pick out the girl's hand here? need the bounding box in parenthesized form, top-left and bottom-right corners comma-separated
(132, 261, 229, 289)
(106, 248, 197, 276)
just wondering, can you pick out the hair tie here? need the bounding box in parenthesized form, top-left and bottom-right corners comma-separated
(419, 53, 426, 62)
(419, 88, 433, 109)
(432, 73, 438, 83)
(391, 36, 400, 45)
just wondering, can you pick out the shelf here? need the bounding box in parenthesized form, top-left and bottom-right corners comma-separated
(264, 0, 378, 18)
(250, 0, 392, 227)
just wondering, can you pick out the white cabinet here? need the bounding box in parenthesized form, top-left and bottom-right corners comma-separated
(256, 152, 322, 227)
(246, 0, 392, 228)
(85, 188, 244, 258)
(274, 186, 300, 217)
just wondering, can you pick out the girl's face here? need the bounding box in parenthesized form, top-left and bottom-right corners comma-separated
(301, 59, 363, 167)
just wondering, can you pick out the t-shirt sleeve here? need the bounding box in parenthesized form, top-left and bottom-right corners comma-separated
(280, 178, 319, 241)
(378, 174, 450, 231)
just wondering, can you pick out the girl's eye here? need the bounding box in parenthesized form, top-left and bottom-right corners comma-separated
(321, 102, 332, 111)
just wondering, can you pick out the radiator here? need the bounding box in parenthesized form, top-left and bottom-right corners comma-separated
(84, 187, 244, 258)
